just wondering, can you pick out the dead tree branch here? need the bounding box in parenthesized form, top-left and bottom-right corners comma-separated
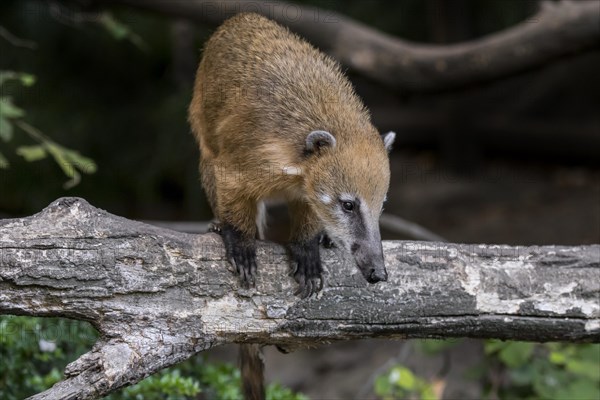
(84, 0, 600, 91)
(1, 197, 598, 399)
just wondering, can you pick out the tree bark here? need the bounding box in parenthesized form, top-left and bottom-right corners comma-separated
(1, 197, 598, 399)
(86, 0, 600, 91)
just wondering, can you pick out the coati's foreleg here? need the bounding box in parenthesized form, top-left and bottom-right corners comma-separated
(287, 199, 324, 298)
(214, 183, 259, 288)
(200, 155, 218, 215)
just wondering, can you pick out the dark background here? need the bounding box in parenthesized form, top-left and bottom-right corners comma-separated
(1, 0, 597, 246)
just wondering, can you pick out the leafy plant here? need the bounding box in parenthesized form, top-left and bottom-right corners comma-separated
(0, 315, 307, 400)
(0, 315, 99, 400)
(97, 12, 148, 51)
(484, 341, 600, 400)
(114, 369, 201, 400)
(375, 365, 438, 400)
(195, 361, 308, 400)
(1, 71, 97, 188)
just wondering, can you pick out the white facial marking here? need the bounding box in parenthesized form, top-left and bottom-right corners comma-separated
(319, 194, 332, 204)
(282, 165, 302, 176)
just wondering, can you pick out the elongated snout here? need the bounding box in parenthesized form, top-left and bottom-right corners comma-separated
(351, 240, 388, 284)
(367, 266, 388, 283)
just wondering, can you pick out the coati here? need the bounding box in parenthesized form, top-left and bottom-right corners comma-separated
(188, 13, 394, 400)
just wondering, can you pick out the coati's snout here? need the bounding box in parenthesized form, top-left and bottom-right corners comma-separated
(351, 238, 388, 283)
(305, 129, 394, 287)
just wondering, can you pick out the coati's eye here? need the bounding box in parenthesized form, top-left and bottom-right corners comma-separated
(341, 201, 355, 212)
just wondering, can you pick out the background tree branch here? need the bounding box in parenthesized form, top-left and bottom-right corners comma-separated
(83, 0, 600, 91)
(0, 197, 598, 399)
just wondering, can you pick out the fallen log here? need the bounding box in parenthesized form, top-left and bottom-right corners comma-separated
(0, 197, 598, 399)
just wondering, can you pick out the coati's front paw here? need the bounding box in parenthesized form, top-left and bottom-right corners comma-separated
(208, 220, 222, 234)
(288, 236, 323, 298)
(220, 224, 258, 288)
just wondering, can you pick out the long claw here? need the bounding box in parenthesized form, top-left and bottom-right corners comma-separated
(219, 224, 258, 288)
(289, 235, 324, 298)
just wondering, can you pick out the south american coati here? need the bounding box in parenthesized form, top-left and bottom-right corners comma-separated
(188, 13, 394, 400)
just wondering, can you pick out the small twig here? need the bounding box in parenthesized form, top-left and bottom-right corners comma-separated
(380, 213, 447, 242)
(0, 26, 38, 50)
(14, 120, 50, 142)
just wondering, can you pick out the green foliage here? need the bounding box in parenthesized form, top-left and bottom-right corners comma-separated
(0, 95, 24, 143)
(197, 362, 242, 400)
(97, 12, 148, 51)
(484, 341, 600, 400)
(0, 70, 96, 186)
(375, 365, 438, 400)
(374, 339, 599, 400)
(0, 315, 99, 399)
(267, 382, 309, 400)
(193, 361, 308, 400)
(114, 369, 201, 400)
(0, 71, 36, 87)
(0, 315, 306, 400)
(485, 340, 535, 368)
(417, 338, 462, 355)
(0, 72, 33, 147)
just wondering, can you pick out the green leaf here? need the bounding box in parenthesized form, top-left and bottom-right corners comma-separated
(46, 143, 74, 178)
(419, 339, 461, 355)
(395, 366, 417, 390)
(98, 12, 148, 51)
(484, 339, 506, 355)
(420, 384, 439, 400)
(555, 378, 599, 400)
(0, 116, 13, 141)
(19, 73, 36, 87)
(62, 148, 98, 174)
(566, 359, 600, 381)
(99, 13, 129, 40)
(16, 145, 47, 162)
(374, 374, 392, 397)
(0, 96, 25, 118)
(0, 151, 8, 168)
(498, 342, 535, 368)
(0, 71, 36, 87)
(549, 350, 567, 365)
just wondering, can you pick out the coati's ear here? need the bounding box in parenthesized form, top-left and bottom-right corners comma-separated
(382, 131, 396, 152)
(306, 130, 336, 154)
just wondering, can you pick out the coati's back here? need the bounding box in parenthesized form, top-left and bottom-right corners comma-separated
(189, 13, 375, 166)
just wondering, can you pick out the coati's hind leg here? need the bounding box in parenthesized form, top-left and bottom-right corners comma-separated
(287, 199, 324, 298)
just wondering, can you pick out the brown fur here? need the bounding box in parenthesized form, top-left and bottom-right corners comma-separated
(189, 13, 390, 244)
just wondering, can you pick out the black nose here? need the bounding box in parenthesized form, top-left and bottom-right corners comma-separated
(367, 268, 388, 283)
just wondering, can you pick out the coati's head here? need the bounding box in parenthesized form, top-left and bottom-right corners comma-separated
(303, 129, 395, 284)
